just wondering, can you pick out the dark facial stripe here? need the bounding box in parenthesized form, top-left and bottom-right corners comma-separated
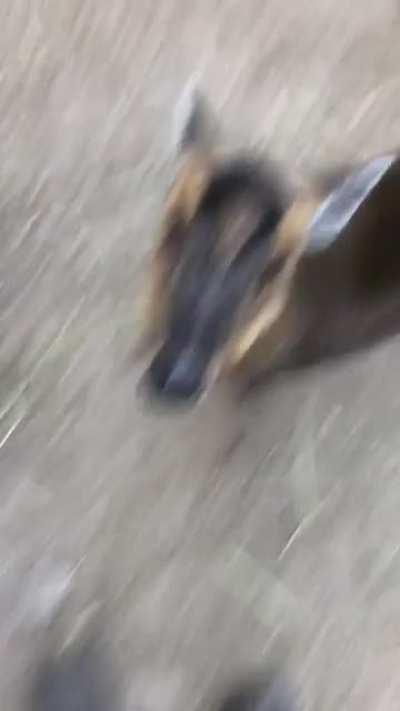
(198, 157, 288, 219)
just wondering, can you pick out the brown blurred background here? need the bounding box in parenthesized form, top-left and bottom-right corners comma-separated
(1, 1, 400, 709)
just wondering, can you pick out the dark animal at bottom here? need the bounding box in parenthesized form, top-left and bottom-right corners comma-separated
(31, 612, 117, 711)
(32, 631, 294, 711)
(139, 92, 400, 403)
(32, 638, 113, 711)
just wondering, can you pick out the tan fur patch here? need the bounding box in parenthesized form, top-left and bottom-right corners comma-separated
(137, 252, 169, 349)
(225, 195, 320, 368)
(164, 149, 214, 224)
(136, 150, 215, 353)
(273, 194, 320, 257)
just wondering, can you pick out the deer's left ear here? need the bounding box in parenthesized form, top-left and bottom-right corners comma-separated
(307, 154, 398, 252)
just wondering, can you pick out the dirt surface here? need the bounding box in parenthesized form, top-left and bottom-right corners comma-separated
(2, 1, 400, 709)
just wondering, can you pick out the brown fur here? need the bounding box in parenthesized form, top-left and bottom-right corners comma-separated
(224, 195, 320, 370)
(137, 149, 214, 351)
(140, 149, 400, 393)
(139, 157, 319, 378)
(232, 156, 400, 386)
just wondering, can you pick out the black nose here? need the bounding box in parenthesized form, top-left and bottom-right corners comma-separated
(148, 349, 203, 400)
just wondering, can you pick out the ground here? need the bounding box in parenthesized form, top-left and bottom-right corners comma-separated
(1, 1, 400, 709)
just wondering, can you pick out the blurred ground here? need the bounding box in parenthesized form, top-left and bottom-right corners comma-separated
(1, 1, 400, 709)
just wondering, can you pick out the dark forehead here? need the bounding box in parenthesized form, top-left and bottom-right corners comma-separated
(180, 156, 288, 264)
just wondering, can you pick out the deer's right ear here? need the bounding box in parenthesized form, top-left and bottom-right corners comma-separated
(173, 82, 218, 157)
(163, 87, 218, 231)
(136, 90, 218, 355)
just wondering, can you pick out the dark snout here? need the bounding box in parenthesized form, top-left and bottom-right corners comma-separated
(147, 345, 206, 401)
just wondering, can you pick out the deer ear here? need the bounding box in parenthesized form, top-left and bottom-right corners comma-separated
(307, 154, 397, 252)
(159, 88, 218, 234)
(173, 82, 218, 156)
